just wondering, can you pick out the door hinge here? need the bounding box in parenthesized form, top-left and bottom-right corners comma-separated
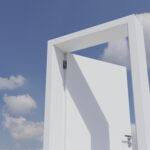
(63, 60, 67, 69)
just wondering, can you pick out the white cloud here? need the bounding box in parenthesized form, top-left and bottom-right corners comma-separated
(0, 75, 25, 90)
(100, 13, 150, 69)
(101, 38, 130, 68)
(3, 114, 43, 142)
(3, 94, 37, 116)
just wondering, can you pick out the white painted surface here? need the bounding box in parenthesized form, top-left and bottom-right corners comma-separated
(65, 54, 132, 150)
(44, 15, 150, 150)
(128, 17, 150, 150)
(43, 46, 66, 150)
(49, 16, 131, 52)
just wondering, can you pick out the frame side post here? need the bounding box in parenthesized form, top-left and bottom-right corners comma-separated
(43, 45, 66, 150)
(128, 16, 150, 150)
(43, 44, 52, 150)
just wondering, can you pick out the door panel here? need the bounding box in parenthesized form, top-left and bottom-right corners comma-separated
(65, 54, 132, 150)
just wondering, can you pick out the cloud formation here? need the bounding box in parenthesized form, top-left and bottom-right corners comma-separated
(100, 13, 150, 69)
(0, 75, 25, 90)
(3, 114, 43, 142)
(3, 94, 37, 116)
(101, 38, 130, 68)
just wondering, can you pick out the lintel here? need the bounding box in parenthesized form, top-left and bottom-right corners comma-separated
(48, 14, 136, 52)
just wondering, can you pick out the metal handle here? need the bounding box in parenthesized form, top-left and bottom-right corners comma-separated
(122, 135, 132, 147)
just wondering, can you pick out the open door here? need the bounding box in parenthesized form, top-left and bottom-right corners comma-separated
(65, 54, 132, 150)
(44, 16, 150, 150)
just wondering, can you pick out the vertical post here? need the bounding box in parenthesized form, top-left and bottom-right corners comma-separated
(43, 44, 66, 150)
(128, 16, 150, 150)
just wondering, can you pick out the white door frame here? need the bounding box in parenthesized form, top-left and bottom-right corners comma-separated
(43, 15, 150, 150)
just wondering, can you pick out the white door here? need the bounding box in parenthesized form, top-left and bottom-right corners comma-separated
(65, 54, 132, 150)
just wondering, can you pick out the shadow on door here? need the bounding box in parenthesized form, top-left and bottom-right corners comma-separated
(65, 54, 110, 150)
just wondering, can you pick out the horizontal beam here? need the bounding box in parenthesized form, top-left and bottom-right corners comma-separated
(48, 15, 135, 52)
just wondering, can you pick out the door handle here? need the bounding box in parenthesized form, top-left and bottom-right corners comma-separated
(122, 135, 132, 147)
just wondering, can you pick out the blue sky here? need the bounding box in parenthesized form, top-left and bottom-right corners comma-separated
(0, 0, 150, 150)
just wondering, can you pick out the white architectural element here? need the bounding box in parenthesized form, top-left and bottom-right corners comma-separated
(65, 54, 131, 150)
(43, 15, 150, 150)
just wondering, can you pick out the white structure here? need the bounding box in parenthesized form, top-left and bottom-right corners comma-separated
(43, 15, 150, 150)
